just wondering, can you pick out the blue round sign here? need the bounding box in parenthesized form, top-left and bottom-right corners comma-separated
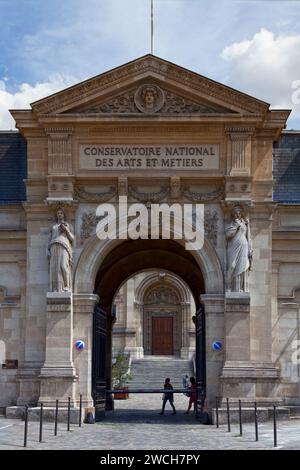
(212, 341, 222, 351)
(75, 340, 85, 351)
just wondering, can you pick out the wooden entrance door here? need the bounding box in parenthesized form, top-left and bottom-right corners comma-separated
(152, 317, 173, 355)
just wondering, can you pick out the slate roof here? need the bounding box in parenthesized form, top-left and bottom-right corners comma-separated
(273, 131, 300, 204)
(0, 131, 27, 204)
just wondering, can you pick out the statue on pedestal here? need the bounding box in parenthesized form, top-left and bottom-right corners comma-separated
(48, 208, 74, 292)
(225, 206, 253, 292)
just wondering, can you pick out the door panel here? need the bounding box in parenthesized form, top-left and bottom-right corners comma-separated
(195, 304, 206, 413)
(92, 305, 107, 421)
(152, 317, 173, 355)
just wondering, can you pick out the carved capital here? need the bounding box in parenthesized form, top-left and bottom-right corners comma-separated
(45, 127, 73, 138)
(45, 199, 77, 222)
(225, 126, 255, 139)
(221, 200, 252, 221)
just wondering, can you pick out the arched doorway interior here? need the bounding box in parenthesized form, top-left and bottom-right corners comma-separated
(112, 270, 196, 359)
(144, 283, 180, 356)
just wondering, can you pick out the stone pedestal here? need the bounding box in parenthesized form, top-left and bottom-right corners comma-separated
(221, 292, 280, 403)
(221, 292, 252, 399)
(224, 292, 251, 361)
(39, 292, 77, 406)
(73, 293, 99, 408)
(16, 365, 42, 406)
(200, 294, 225, 406)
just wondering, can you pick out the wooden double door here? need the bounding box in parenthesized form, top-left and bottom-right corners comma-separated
(152, 316, 173, 355)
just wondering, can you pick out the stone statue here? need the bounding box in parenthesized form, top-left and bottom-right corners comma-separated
(225, 206, 253, 292)
(48, 208, 74, 292)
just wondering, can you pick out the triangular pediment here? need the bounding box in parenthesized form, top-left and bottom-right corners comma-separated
(31, 55, 270, 116)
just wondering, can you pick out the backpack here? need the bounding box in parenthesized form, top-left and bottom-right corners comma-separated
(86, 412, 95, 424)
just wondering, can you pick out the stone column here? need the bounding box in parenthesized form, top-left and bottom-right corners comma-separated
(248, 204, 280, 401)
(39, 292, 77, 406)
(134, 301, 144, 358)
(180, 302, 193, 359)
(124, 278, 142, 358)
(200, 294, 225, 406)
(73, 293, 99, 408)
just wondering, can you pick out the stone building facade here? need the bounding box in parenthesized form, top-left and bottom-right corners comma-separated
(0, 55, 299, 415)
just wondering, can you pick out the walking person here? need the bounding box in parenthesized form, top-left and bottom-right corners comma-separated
(185, 377, 197, 414)
(159, 378, 176, 415)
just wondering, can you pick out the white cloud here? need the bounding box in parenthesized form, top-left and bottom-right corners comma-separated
(0, 74, 77, 129)
(221, 29, 300, 123)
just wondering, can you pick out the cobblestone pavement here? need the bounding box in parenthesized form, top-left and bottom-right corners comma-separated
(0, 394, 299, 450)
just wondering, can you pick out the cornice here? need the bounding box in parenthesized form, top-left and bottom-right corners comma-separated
(36, 114, 264, 125)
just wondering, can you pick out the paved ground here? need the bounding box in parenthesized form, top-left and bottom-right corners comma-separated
(0, 394, 299, 450)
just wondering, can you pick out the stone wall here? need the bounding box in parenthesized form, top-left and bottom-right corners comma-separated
(0, 205, 26, 410)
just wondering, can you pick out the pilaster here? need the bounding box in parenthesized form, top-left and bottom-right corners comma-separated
(73, 293, 99, 407)
(39, 292, 77, 406)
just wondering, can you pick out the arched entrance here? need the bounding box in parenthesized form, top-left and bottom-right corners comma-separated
(73, 236, 224, 419)
(132, 271, 195, 358)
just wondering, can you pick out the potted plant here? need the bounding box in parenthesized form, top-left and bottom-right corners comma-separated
(112, 352, 132, 399)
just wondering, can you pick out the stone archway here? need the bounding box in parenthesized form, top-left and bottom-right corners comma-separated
(72, 236, 225, 412)
(73, 235, 224, 295)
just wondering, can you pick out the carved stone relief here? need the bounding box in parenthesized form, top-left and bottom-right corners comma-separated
(128, 185, 170, 205)
(134, 84, 164, 114)
(79, 202, 220, 245)
(80, 211, 99, 241)
(144, 286, 179, 305)
(204, 208, 219, 247)
(76, 84, 230, 115)
(74, 185, 117, 202)
(182, 185, 224, 202)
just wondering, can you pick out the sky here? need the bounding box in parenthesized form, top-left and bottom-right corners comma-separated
(0, 0, 300, 129)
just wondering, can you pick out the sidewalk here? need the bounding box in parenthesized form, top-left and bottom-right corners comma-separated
(0, 394, 299, 450)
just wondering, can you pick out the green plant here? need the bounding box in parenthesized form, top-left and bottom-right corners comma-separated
(112, 352, 132, 388)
